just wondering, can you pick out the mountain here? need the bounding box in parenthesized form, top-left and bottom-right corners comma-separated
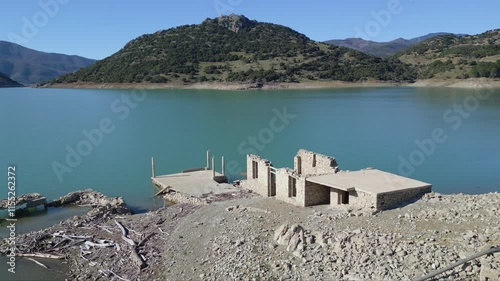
(396, 29, 500, 79)
(0, 71, 23, 88)
(0, 41, 97, 85)
(48, 14, 416, 86)
(324, 33, 459, 58)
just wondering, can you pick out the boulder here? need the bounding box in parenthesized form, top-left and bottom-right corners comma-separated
(274, 223, 305, 252)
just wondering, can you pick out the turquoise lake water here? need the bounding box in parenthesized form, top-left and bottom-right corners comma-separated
(0, 87, 499, 213)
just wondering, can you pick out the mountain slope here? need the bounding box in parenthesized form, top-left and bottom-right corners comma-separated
(0, 41, 97, 85)
(50, 15, 416, 85)
(396, 29, 500, 79)
(324, 33, 456, 58)
(0, 71, 23, 88)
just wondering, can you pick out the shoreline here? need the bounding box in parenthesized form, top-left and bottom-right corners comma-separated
(36, 78, 500, 91)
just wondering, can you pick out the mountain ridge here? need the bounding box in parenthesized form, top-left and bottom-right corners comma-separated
(0, 41, 97, 85)
(324, 33, 465, 58)
(0, 71, 23, 88)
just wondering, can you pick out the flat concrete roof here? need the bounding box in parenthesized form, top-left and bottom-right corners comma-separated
(152, 170, 238, 197)
(307, 169, 431, 195)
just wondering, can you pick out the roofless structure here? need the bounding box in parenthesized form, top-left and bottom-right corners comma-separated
(243, 150, 432, 210)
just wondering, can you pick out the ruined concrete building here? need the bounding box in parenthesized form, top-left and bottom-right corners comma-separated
(243, 150, 432, 210)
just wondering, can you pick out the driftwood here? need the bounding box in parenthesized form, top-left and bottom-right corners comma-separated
(115, 221, 136, 246)
(0, 189, 169, 280)
(131, 250, 147, 269)
(53, 231, 92, 240)
(106, 269, 131, 281)
(413, 245, 500, 281)
(115, 220, 146, 269)
(97, 225, 113, 234)
(138, 233, 155, 248)
(26, 258, 49, 269)
(84, 240, 115, 249)
(17, 253, 64, 259)
(50, 238, 71, 250)
(153, 186, 171, 197)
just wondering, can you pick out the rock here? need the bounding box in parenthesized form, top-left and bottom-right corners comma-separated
(274, 224, 290, 242)
(274, 224, 305, 253)
(316, 232, 328, 247)
(306, 235, 315, 245)
(287, 235, 301, 252)
(480, 254, 500, 281)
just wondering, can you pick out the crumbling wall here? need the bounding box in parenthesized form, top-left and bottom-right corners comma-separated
(275, 168, 303, 206)
(295, 177, 307, 207)
(245, 155, 272, 197)
(294, 150, 339, 176)
(275, 168, 291, 201)
(347, 190, 377, 209)
(376, 186, 432, 210)
(303, 181, 331, 207)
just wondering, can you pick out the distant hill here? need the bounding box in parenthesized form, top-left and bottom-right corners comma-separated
(0, 41, 96, 85)
(0, 71, 23, 88)
(324, 33, 462, 58)
(49, 14, 416, 86)
(396, 29, 500, 79)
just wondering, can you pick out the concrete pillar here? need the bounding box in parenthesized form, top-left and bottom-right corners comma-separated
(206, 150, 210, 170)
(212, 156, 215, 178)
(296, 156, 302, 175)
(151, 157, 156, 178)
(222, 156, 225, 176)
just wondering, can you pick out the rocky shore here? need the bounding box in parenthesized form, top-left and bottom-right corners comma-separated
(36, 78, 500, 91)
(2, 190, 499, 280)
(38, 80, 408, 91)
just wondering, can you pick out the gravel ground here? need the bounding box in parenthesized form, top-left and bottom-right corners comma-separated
(159, 192, 500, 281)
(3, 190, 499, 280)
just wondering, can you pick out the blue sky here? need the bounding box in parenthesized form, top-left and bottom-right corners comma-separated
(1, 0, 499, 60)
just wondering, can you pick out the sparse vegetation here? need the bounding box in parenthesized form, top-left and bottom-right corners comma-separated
(396, 29, 500, 79)
(50, 15, 416, 85)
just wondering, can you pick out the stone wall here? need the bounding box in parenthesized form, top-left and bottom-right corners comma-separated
(245, 155, 272, 197)
(243, 180, 268, 198)
(376, 186, 432, 210)
(275, 168, 303, 206)
(296, 177, 307, 207)
(294, 150, 339, 176)
(304, 181, 331, 207)
(347, 190, 378, 209)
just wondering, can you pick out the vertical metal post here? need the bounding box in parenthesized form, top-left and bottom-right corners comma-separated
(206, 150, 210, 170)
(212, 156, 216, 178)
(222, 156, 225, 176)
(151, 157, 156, 178)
